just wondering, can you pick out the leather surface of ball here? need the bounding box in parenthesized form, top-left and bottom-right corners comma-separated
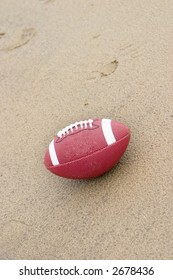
(44, 118, 130, 179)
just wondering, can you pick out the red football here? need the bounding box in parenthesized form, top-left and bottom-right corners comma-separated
(44, 118, 130, 179)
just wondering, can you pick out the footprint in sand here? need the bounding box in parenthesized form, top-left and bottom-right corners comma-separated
(5, 28, 36, 51)
(87, 59, 119, 80)
(118, 43, 145, 59)
(100, 59, 119, 77)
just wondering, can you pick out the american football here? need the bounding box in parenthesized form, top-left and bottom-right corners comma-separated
(44, 118, 130, 179)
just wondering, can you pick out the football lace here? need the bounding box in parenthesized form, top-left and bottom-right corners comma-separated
(57, 119, 93, 138)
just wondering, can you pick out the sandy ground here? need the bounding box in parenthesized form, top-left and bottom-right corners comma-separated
(0, 0, 173, 259)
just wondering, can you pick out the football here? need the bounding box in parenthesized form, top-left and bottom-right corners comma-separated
(44, 118, 130, 179)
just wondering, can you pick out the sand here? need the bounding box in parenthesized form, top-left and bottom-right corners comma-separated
(0, 0, 173, 259)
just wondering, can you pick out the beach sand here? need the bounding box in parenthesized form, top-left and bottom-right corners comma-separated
(0, 0, 173, 259)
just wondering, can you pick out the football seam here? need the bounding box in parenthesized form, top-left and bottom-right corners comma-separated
(48, 133, 130, 168)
